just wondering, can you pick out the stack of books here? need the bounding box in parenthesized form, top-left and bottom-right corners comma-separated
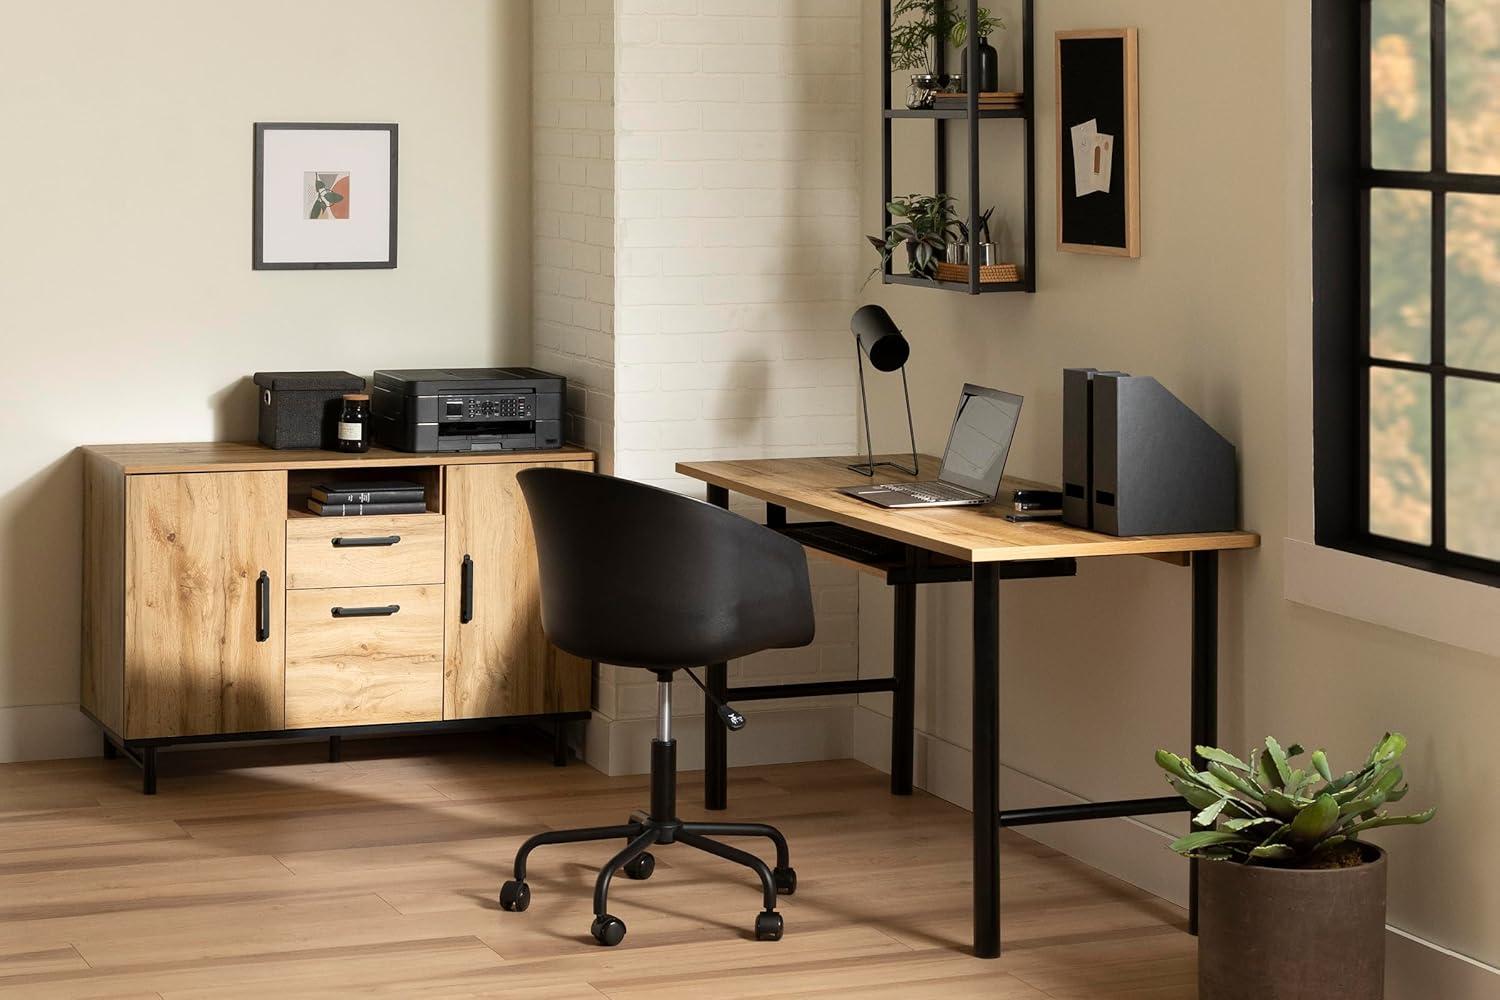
(931, 91, 1024, 112)
(308, 479, 427, 517)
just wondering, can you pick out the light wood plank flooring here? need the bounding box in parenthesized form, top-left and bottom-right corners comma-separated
(0, 733, 1196, 998)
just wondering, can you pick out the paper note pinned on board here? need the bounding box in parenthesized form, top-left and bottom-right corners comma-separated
(1070, 119, 1114, 197)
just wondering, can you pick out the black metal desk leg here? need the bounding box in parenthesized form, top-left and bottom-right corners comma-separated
(705, 484, 730, 810)
(890, 581, 916, 795)
(1188, 550, 1219, 935)
(972, 562, 1001, 958)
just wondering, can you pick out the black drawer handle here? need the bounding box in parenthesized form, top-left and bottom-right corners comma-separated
(256, 570, 271, 642)
(460, 554, 474, 624)
(332, 535, 401, 548)
(331, 604, 401, 619)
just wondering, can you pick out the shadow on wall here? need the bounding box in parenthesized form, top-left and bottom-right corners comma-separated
(0, 450, 84, 707)
(211, 376, 259, 442)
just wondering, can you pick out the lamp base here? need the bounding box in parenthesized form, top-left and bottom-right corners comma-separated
(847, 459, 919, 478)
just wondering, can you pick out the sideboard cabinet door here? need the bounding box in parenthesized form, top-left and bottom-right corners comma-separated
(444, 461, 591, 720)
(124, 471, 287, 738)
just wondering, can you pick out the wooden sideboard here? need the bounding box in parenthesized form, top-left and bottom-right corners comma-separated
(80, 442, 595, 792)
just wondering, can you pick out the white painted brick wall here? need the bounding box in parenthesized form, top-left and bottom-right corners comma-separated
(603, 0, 865, 729)
(532, 0, 865, 750)
(534, 0, 616, 472)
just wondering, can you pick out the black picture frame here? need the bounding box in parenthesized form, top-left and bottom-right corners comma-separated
(252, 122, 399, 270)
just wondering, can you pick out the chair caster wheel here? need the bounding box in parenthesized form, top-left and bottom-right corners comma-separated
(498, 880, 530, 912)
(754, 910, 783, 942)
(592, 913, 627, 947)
(623, 852, 655, 880)
(773, 866, 797, 895)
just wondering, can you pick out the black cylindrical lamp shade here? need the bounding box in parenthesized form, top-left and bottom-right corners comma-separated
(851, 305, 909, 372)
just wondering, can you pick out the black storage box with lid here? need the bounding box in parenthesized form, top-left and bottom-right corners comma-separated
(252, 371, 367, 449)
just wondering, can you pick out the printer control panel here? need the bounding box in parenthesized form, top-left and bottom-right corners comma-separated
(439, 393, 534, 422)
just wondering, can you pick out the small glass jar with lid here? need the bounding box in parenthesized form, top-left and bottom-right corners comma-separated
(336, 393, 371, 453)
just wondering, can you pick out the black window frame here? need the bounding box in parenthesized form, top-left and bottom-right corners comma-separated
(1313, 0, 1500, 587)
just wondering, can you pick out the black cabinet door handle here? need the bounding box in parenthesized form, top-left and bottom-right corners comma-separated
(331, 604, 401, 619)
(460, 554, 474, 624)
(255, 571, 271, 642)
(332, 535, 401, 548)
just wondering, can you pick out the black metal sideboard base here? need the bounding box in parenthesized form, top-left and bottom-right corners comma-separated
(86, 710, 591, 795)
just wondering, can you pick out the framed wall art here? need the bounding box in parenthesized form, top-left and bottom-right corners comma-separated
(1055, 30, 1140, 257)
(253, 122, 398, 269)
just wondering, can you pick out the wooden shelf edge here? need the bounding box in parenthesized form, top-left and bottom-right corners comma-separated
(884, 108, 1028, 120)
(882, 273, 1031, 294)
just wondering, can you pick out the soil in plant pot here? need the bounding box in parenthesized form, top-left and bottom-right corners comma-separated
(1300, 842, 1372, 869)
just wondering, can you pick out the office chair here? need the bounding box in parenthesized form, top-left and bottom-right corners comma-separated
(499, 468, 815, 947)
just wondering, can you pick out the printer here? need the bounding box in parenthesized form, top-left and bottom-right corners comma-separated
(371, 368, 566, 452)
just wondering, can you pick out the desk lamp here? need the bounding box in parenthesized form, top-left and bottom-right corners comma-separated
(849, 304, 919, 477)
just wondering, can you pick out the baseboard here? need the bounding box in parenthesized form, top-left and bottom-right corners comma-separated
(851, 705, 1186, 903)
(0, 703, 99, 763)
(1387, 927, 1500, 999)
(584, 702, 854, 776)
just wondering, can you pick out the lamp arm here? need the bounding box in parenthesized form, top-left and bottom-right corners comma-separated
(847, 337, 920, 479)
(853, 339, 876, 477)
(898, 366, 919, 476)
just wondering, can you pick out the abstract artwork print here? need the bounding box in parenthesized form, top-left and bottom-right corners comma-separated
(304, 172, 350, 220)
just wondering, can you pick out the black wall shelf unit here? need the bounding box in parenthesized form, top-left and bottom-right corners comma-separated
(880, 0, 1036, 294)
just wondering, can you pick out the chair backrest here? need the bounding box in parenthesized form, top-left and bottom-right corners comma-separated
(518, 468, 815, 669)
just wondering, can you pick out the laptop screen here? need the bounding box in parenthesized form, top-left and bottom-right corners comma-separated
(938, 385, 1024, 498)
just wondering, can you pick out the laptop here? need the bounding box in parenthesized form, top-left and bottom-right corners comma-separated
(840, 384, 1023, 509)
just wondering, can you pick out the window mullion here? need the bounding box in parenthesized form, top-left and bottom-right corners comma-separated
(1430, 0, 1448, 552)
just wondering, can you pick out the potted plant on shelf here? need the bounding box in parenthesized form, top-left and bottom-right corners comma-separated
(865, 193, 962, 285)
(951, 6, 1005, 93)
(891, 0, 951, 108)
(1156, 732, 1436, 1000)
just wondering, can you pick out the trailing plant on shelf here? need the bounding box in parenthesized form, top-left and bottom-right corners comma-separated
(1155, 731, 1435, 868)
(865, 193, 963, 285)
(890, 0, 952, 72)
(950, 6, 1005, 48)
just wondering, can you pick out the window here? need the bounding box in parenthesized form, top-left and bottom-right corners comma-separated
(1314, 0, 1500, 584)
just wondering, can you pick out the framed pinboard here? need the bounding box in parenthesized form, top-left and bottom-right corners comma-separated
(1055, 29, 1140, 257)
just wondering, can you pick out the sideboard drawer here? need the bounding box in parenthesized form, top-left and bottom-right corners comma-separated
(286, 513, 445, 590)
(285, 584, 443, 728)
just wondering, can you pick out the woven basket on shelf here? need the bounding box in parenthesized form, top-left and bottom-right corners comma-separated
(935, 262, 1021, 284)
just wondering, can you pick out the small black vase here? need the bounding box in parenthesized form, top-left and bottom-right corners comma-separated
(963, 35, 1000, 93)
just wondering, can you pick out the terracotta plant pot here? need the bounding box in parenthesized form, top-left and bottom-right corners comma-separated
(1198, 844, 1387, 999)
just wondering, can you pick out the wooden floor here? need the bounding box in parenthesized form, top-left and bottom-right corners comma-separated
(0, 733, 1196, 999)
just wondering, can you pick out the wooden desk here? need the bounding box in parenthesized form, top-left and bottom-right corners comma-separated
(677, 455, 1259, 959)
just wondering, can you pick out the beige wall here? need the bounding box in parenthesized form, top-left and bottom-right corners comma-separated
(0, 1, 530, 730)
(857, 0, 1500, 984)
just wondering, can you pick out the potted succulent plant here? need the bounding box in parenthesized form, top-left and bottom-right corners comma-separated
(865, 193, 963, 284)
(1157, 733, 1436, 1000)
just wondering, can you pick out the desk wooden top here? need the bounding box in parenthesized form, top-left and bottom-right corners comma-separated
(677, 455, 1260, 564)
(82, 442, 595, 476)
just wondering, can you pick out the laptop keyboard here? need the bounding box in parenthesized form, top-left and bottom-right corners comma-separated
(883, 481, 982, 503)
